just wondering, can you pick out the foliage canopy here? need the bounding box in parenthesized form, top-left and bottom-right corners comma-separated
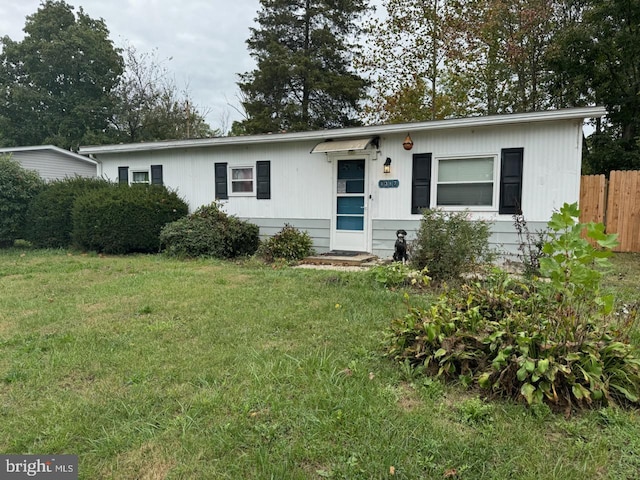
(0, 0, 123, 149)
(234, 0, 369, 134)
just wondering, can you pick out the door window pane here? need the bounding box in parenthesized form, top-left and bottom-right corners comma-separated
(337, 216, 364, 231)
(337, 160, 364, 193)
(337, 197, 364, 215)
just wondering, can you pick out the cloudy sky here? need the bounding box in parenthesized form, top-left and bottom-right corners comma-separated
(0, 0, 265, 132)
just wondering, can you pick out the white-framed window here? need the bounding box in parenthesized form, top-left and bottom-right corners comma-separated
(436, 156, 495, 207)
(230, 166, 255, 195)
(131, 170, 150, 184)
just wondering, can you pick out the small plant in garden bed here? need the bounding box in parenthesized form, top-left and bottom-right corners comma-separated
(367, 263, 431, 290)
(513, 212, 549, 277)
(385, 203, 640, 411)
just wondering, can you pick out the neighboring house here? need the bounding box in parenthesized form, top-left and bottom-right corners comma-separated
(79, 107, 606, 259)
(0, 145, 97, 181)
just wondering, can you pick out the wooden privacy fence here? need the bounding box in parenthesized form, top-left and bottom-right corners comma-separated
(580, 170, 640, 252)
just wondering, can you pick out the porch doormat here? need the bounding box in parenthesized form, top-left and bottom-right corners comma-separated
(323, 251, 362, 257)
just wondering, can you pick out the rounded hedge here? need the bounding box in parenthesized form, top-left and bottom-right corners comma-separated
(72, 184, 188, 254)
(160, 202, 259, 259)
(25, 176, 112, 248)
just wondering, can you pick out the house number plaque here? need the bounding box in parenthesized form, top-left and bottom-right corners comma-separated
(378, 179, 399, 188)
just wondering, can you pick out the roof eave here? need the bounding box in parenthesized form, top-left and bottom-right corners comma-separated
(78, 106, 607, 156)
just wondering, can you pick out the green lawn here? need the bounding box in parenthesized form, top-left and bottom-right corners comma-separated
(1, 250, 639, 479)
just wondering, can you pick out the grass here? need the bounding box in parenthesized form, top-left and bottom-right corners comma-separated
(1, 249, 639, 479)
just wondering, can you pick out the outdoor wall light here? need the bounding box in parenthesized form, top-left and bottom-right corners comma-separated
(402, 133, 414, 150)
(383, 157, 392, 174)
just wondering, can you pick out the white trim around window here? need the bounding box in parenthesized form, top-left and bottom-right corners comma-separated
(435, 154, 497, 209)
(229, 165, 256, 196)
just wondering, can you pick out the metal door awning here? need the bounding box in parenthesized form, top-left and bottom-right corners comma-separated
(310, 137, 378, 154)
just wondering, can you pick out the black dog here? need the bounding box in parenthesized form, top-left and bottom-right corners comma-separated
(393, 229, 408, 263)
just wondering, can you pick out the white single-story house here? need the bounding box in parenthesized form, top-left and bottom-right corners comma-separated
(78, 106, 606, 259)
(0, 145, 98, 181)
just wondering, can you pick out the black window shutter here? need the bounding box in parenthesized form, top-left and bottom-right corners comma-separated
(118, 166, 129, 184)
(256, 161, 271, 199)
(499, 148, 524, 214)
(214, 162, 228, 200)
(411, 153, 432, 214)
(150, 165, 163, 185)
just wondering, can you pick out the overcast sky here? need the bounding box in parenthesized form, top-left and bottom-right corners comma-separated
(0, 0, 265, 133)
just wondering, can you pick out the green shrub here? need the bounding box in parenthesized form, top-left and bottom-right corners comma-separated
(160, 202, 259, 259)
(410, 209, 494, 283)
(72, 184, 188, 254)
(224, 217, 261, 258)
(385, 203, 640, 410)
(257, 224, 314, 262)
(160, 216, 225, 258)
(25, 176, 111, 248)
(0, 155, 44, 247)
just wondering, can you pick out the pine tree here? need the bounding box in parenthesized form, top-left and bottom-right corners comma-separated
(233, 0, 369, 134)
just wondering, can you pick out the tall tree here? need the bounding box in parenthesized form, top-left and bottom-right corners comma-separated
(0, 0, 123, 149)
(109, 45, 216, 142)
(456, 0, 556, 114)
(234, 0, 369, 134)
(486, 0, 555, 112)
(358, 0, 556, 124)
(358, 0, 458, 124)
(550, 0, 640, 173)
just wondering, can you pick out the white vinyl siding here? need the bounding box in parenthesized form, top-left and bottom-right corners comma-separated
(89, 111, 589, 225)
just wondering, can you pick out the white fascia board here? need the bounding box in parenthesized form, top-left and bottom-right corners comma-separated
(78, 106, 607, 156)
